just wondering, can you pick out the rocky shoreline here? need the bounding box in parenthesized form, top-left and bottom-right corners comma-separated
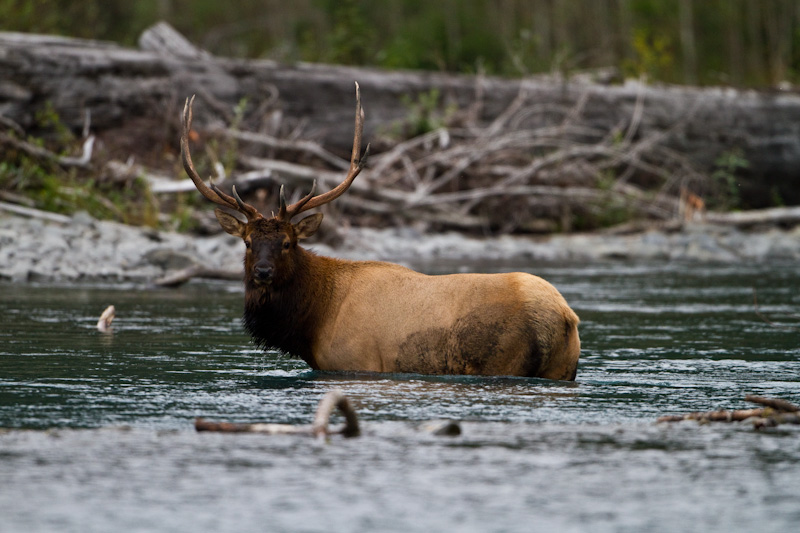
(1, 212, 799, 284)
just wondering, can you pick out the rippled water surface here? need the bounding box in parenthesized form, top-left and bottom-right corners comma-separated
(1, 262, 799, 532)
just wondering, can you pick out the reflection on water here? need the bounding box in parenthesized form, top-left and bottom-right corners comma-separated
(1, 262, 799, 532)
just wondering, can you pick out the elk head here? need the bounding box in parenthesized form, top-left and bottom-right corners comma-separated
(181, 83, 369, 289)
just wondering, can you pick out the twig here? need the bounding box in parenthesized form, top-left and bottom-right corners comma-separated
(210, 126, 349, 170)
(752, 287, 799, 331)
(0, 114, 25, 136)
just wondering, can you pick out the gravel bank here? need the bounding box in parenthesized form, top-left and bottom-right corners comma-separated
(1, 212, 799, 283)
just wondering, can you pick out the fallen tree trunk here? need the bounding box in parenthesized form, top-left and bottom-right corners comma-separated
(2, 23, 800, 209)
(704, 206, 800, 228)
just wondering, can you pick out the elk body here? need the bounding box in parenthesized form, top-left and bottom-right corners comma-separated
(181, 84, 580, 380)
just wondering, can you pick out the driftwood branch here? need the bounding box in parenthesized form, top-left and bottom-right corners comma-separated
(0, 131, 95, 168)
(744, 395, 800, 413)
(752, 288, 800, 331)
(0, 200, 72, 223)
(96, 305, 115, 333)
(210, 126, 350, 170)
(195, 389, 360, 438)
(657, 395, 800, 429)
(311, 389, 360, 438)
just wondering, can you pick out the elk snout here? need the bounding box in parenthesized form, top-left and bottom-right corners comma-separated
(254, 265, 274, 283)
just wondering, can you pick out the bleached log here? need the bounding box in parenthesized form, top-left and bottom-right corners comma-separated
(705, 206, 800, 228)
(0, 200, 72, 223)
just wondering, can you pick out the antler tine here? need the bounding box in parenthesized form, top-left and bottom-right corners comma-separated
(278, 185, 287, 220)
(231, 185, 261, 220)
(281, 180, 318, 221)
(181, 96, 260, 221)
(282, 82, 369, 220)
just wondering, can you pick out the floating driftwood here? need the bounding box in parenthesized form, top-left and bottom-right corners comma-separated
(195, 389, 360, 438)
(195, 390, 463, 439)
(657, 395, 800, 429)
(96, 305, 115, 333)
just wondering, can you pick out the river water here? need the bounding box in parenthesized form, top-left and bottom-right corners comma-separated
(1, 262, 799, 532)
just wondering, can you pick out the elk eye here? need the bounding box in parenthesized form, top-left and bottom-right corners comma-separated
(283, 241, 291, 250)
(244, 240, 251, 249)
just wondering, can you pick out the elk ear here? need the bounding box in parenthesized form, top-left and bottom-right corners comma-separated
(214, 208, 246, 238)
(295, 213, 323, 240)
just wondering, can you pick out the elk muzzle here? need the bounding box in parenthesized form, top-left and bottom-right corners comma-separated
(254, 265, 274, 284)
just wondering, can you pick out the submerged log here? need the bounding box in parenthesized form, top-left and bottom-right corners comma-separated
(657, 395, 800, 429)
(195, 389, 360, 438)
(744, 395, 800, 413)
(656, 408, 766, 423)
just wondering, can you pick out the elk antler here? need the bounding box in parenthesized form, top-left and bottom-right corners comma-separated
(279, 82, 371, 221)
(181, 95, 261, 221)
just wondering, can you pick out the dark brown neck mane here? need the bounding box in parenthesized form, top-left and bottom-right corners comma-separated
(242, 248, 332, 369)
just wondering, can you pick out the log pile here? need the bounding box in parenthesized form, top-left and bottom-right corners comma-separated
(2, 22, 800, 233)
(220, 83, 700, 233)
(657, 395, 800, 429)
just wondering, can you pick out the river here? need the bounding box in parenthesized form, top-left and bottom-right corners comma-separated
(1, 261, 799, 532)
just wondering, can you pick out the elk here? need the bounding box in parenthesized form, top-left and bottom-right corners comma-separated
(181, 84, 580, 380)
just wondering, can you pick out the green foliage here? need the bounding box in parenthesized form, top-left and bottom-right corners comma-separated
(3, 0, 800, 86)
(34, 102, 75, 146)
(224, 98, 248, 174)
(0, 0, 152, 44)
(711, 148, 749, 209)
(170, 201, 199, 233)
(571, 192, 636, 232)
(770, 186, 785, 207)
(317, 0, 374, 64)
(396, 89, 456, 138)
(624, 29, 675, 80)
(1, 102, 159, 226)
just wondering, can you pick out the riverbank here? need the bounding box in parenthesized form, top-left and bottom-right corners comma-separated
(1, 211, 799, 283)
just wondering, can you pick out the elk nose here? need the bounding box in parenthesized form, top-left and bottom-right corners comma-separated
(254, 266, 273, 282)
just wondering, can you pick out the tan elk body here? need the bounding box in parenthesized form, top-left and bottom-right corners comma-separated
(181, 84, 580, 380)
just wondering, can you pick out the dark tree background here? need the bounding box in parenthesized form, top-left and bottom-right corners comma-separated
(2, 0, 799, 87)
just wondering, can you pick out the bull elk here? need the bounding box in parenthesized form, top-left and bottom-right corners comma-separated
(181, 83, 581, 380)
